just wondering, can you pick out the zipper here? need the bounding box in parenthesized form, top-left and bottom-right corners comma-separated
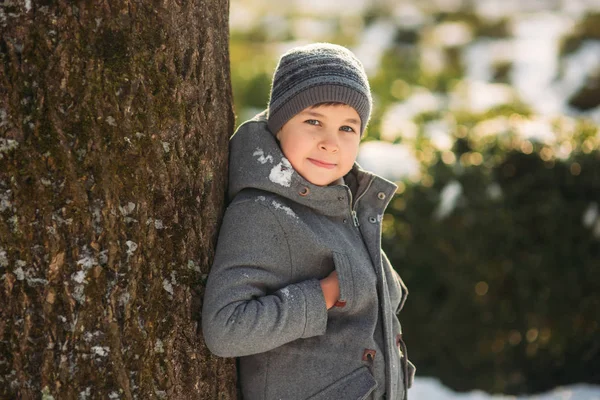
(351, 210, 359, 227)
(347, 176, 375, 227)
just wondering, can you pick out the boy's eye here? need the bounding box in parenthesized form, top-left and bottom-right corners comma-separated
(305, 119, 321, 126)
(340, 126, 356, 133)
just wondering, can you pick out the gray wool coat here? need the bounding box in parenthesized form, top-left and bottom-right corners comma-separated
(202, 110, 416, 400)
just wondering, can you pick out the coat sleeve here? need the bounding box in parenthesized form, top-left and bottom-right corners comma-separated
(381, 249, 409, 315)
(201, 199, 328, 357)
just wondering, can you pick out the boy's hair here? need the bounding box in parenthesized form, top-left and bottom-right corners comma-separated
(309, 101, 347, 109)
(267, 43, 372, 136)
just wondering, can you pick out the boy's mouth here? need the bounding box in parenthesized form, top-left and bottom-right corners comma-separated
(308, 158, 336, 169)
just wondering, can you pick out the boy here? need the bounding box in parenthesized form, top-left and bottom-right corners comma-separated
(202, 43, 415, 400)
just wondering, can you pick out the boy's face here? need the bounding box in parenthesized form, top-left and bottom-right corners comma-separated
(276, 104, 361, 186)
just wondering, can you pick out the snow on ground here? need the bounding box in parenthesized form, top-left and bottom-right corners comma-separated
(352, 19, 398, 75)
(357, 141, 421, 182)
(412, 377, 600, 400)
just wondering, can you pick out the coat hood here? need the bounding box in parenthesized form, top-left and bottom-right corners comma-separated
(228, 110, 396, 218)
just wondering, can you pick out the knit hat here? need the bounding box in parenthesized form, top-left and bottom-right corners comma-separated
(267, 42, 372, 136)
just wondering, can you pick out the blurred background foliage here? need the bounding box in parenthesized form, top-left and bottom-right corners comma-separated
(228, 0, 600, 394)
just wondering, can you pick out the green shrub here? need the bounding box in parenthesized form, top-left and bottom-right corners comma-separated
(384, 145, 600, 394)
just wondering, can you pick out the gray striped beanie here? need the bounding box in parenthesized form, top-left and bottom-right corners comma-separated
(267, 42, 372, 136)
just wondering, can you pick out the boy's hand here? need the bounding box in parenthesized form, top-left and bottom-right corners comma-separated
(320, 271, 340, 309)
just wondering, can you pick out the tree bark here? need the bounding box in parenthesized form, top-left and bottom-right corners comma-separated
(0, 0, 235, 398)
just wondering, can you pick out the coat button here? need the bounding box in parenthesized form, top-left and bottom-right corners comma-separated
(298, 187, 310, 196)
(369, 216, 377, 223)
(362, 349, 376, 362)
(377, 192, 386, 200)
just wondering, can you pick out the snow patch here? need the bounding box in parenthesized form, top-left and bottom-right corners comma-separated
(98, 250, 108, 265)
(71, 270, 86, 284)
(155, 339, 164, 353)
(412, 376, 600, 399)
(78, 387, 91, 400)
(83, 331, 103, 342)
(280, 287, 293, 299)
(271, 200, 297, 219)
(71, 247, 98, 304)
(472, 117, 510, 139)
(434, 181, 463, 220)
(72, 285, 86, 304)
(126, 241, 138, 256)
(450, 81, 515, 114)
(119, 292, 130, 307)
(291, 18, 336, 41)
(41, 386, 55, 400)
(14, 262, 48, 286)
(357, 142, 421, 182)
(119, 202, 136, 216)
(0, 138, 18, 159)
(486, 184, 503, 201)
(392, 3, 426, 29)
(380, 110, 419, 142)
(91, 346, 109, 357)
(513, 117, 555, 145)
(163, 278, 174, 295)
(0, 190, 12, 212)
(510, 13, 574, 115)
(14, 266, 25, 281)
(52, 213, 73, 226)
(424, 120, 454, 151)
(92, 205, 103, 235)
(291, 0, 368, 16)
(187, 260, 201, 272)
(0, 248, 8, 267)
(77, 255, 97, 269)
(253, 147, 274, 164)
(269, 158, 293, 187)
(582, 202, 598, 228)
(430, 21, 473, 47)
(0, 109, 8, 127)
(558, 41, 600, 112)
(352, 20, 396, 75)
(146, 218, 164, 229)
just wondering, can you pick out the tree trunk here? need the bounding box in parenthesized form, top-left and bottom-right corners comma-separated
(0, 0, 235, 398)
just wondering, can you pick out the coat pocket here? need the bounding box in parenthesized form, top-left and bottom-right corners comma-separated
(306, 366, 377, 400)
(331, 251, 355, 310)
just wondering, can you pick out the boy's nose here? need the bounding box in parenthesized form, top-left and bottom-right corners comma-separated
(319, 132, 339, 152)
(319, 141, 339, 153)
